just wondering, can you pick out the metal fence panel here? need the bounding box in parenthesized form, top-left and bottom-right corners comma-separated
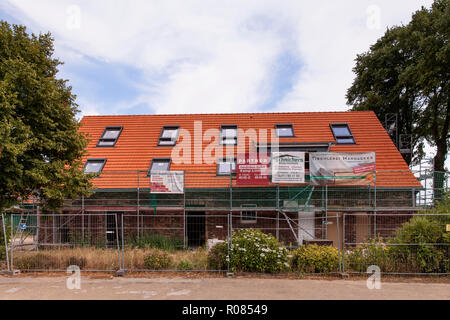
(4, 211, 449, 275)
(343, 213, 450, 274)
(1, 214, 9, 271)
(10, 213, 121, 272)
(120, 214, 230, 272)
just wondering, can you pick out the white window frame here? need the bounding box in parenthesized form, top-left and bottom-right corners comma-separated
(158, 126, 180, 146)
(84, 158, 107, 174)
(220, 125, 238, 145)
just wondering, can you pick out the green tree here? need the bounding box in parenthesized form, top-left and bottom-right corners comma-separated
(0, 21, 93, 212)
(347, 0, 449, 179)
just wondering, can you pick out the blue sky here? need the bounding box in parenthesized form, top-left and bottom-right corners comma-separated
(2, 1, 446, 168)
(0, 0, 434, 117)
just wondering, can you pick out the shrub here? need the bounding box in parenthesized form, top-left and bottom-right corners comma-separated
(207, 242, 229, 271)
(229, 229, 289, 273)
(346, 242, 394, 273)
(389, 214, 450, 273)
(177, 259, 194, 270)
(291, 244, 340, 273)
(143, 249, 173, 270)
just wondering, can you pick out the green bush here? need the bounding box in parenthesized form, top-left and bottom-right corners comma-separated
(346, 200, 450, 273)
(143, 249, 173, 270)
(389, 214, 450, 273)
(229, 229, 289, 273)
(207, 242, 229, 271)
(291, 244, 340, 273)
(427, 192, 450, 214)
(177, 259, 194, 270)
(346, 242, 394, 273)
(127, 233, 183, 251)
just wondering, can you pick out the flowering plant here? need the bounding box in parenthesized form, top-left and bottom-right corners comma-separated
(228, 229, 289, 273)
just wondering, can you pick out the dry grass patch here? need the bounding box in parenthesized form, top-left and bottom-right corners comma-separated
(13, 247, 210, 271)
(13, 248, 120, 271)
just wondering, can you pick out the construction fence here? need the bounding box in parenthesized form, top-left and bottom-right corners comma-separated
(1, 212, 448, 275)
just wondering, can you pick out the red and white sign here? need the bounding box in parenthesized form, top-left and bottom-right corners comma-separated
(150, 171, 184, 193)
(353, 164, 376, 174)
(236, 153, 270, 186)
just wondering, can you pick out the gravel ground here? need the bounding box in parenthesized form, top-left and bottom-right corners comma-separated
(0, 273, 449, 300)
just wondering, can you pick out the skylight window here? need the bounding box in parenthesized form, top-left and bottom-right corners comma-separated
(97, 126, 122, 147)
(159, 126, 179, 146)
(330, 123, 355, 144)
(220, 125, 237, 145)
(84, 159, 106, 173)
(275, 124, 294, 137)
(149, 158, 171, 174)
(217, 158, 236, 176)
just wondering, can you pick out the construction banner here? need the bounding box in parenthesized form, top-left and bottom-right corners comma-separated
(150, 171, 184, 193)
(310, 152, 376, 186)
(271, 151, 305, 183)
(236, 153, 270, 186)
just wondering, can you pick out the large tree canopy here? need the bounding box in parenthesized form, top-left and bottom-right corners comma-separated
(347, 0, 449, 176)
(0, 21, 93, 212)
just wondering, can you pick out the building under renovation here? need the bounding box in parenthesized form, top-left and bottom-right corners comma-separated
(12, 110, 446, 249)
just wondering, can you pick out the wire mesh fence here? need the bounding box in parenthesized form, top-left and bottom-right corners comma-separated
(3, 212, 449, 275)
(120, 214, 230, 272)
(8, 213, 121, 272)
(343, 213, 450, 275)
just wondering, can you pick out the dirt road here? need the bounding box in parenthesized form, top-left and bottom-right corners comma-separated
(0, 274, 449, 300)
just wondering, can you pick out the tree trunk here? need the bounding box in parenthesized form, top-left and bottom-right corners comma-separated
(433, 126, 449, 203)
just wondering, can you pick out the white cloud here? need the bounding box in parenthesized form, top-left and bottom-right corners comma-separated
(2, 0, 446, 167)
(1, 0, 435, 116)
(273, 0, 435, 112)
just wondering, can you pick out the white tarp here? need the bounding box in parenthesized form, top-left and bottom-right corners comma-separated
(271, 151, 305, 183)
(310, 152, 376, 186)
(150, 171, 184, 193)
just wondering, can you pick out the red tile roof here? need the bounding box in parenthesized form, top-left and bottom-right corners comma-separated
(79, 111, 421, 189)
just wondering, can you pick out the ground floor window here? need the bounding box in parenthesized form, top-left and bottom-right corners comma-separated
(240, 204, 257, 223)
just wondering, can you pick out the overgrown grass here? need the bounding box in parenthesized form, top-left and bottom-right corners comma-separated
(13, 248, 121, 271)
(125, 233, 183, 251)
(13, 247, 209, 271)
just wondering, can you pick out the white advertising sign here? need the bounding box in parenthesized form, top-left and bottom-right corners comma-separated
(310, 152, 376, 186)
(150, 171, 184, 194)
(272, 151, 305, 183)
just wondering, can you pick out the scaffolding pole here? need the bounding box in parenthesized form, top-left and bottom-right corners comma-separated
(121, 214, 125, 270)
(337, 213, 341, 272)
(183, 170, 186, 249)
(374, 167, 377, 237)
(324, 185, 328, 239)
(276, 184, 280, 240)
(81, 195, 84, 239)
(342, 213, 346, 273)
(137, 170, 140, 239)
